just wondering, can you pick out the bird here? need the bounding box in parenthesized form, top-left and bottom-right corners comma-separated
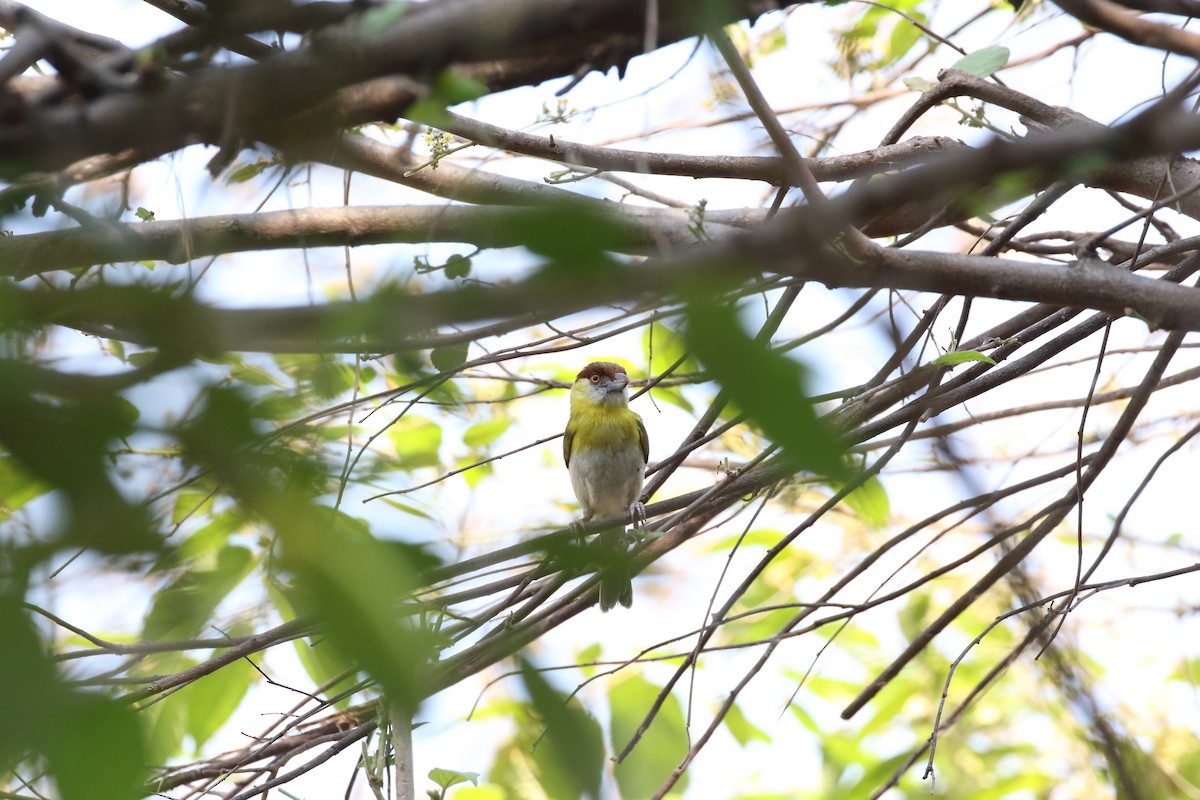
(563, 361, 649, 611)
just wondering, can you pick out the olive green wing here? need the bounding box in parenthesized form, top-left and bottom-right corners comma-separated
(563, 420, 575, 467)
(636, 414, 649, 464)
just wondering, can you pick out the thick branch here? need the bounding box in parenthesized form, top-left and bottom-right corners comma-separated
(0, 204, 741, 277)
(0, 0, 797, 177)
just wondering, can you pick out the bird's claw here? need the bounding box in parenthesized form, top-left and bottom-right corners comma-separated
(629, 500, 647, 529)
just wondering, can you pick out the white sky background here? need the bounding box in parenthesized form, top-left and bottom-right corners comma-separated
(17, 1, 1200, 798)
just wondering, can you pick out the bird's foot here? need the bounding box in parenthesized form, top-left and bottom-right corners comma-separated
(629, 500, 647, 529)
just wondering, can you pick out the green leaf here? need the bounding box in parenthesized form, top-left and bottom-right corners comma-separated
(431, 342, 469, 371)
(267, 581, 360, 708)
(952, 45, 1010, 78)
(310, 358, 357, 399)
(182, 652, 256, 752)
(723, 702, 770, 746)
(359, 1, 409, 34)
(520, 658, 604, 800)
(756, 25, 787, 58)
(1171, 657, 1200, 682)
(127, 350, 159, 368)
(388, 415, 442, 469)
(0, 455, 49, 520)
(429, 768, 480, 791)
(835, 474, 891, 529)
(142, 545, 256, 641)
(504, 205, 630, 267)
(280, 513, 441, 712)
(642, 321, 697, 375)
(179, 509, 244, 558)
(444, 253, 472, 279)
(886, 16, 924, 66)
(610, 673, 690, 797)
(45, 691, 146, 800)
(432, 70, 487, 106)
(684, 299, 848, 480)
(898, 592, 931, 642)
(143, 665, 190, 762)
(407, 69, 487, 126)
(172, 489, 215, 525)
(225, 159, 272, 184)
(576, 643, 602, 679)
(0, 596, 147, 800)
(230, 361, 282, 387)
(458, 456, 492, 489)
(463, 418, 509, 448)
(448, 787, 505, 800)
(379, 495, 434, 519)
(933, 349, 997, 367)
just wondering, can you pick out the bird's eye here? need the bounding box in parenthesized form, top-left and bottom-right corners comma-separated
(590, 374, 600, 383)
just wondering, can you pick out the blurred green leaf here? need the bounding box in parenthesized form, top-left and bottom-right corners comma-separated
(359, 1, 409, 33)
(685, 299, 848, 480)
(835, 475, 891, 529)
(447, 786, 505, 800)
(458, 456, 492, 489)
(609, 672, 689, 798)
(431, 70, 487, 105)
(0, 597, 146, 800)
(181, 649, 257, 752)
(178, 509, 244, 558)
(642, 322, 697, 411)
(952, 45, 1010, 78)
(463, 418, 509, 448)
(172, 488, 213, 525)
(379, 495, 434, 519)
(0, 361, 155, 552)
(268, 580, 360, 708)
(520, 658, 604, 800)
(757, 25, 787, 58)
(280, 512, 440, 712)
(45, 690, 146, 800)
(576, 643, 603, 679)
(1171, 657, 1200, 683)
(389, 415, 442, 469)
(444, 253, 472, 279)
(898, 592, 931, 645)
(505, 205, 629, 268)
(142, 545, 256, 641)
(0, 455, 48, 521)
(431, 342, 469, 371)
(886, 16, 924, 65)
(933, 349, 997, 367)
(311, 358, 357, 399)
(143, 661, 190, 763)
(429, 767, 480, 791)
(407, 69, 487, 126)
(723, 702, 771, 746)
(230, 361, 281, 386)
(225, 159, 273, 185)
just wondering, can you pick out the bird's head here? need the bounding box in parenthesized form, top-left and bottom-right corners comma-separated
(571, 361, 631, 409)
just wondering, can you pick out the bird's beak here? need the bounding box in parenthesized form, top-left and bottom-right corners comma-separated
(608, 373, 629, 392)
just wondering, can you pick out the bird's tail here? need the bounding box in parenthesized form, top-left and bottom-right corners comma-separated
(598, 527, 633, 612)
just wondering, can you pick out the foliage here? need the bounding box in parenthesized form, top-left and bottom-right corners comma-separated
(2, 1, 1200, 800)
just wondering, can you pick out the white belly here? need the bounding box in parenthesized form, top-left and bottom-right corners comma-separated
(569, 443, 645, 521)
